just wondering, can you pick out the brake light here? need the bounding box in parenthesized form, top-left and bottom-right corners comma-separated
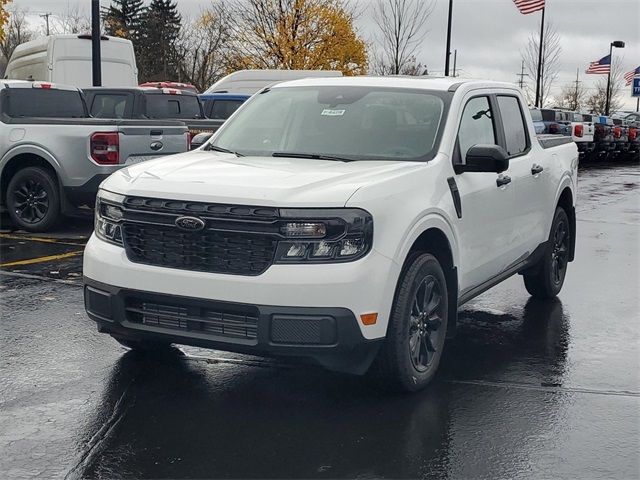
(630, 128, 638, 141)
(574, 124, 583, 138)
(91, 132, 120, 165)
(33, 82, 53, 89)
(613, 127, 622, 138)
(186, 131, 192, 150)
(162, 88, 181, 95)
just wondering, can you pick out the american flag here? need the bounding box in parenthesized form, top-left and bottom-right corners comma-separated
(586, 55, 611, 74)
(513, 0, 545, 14)
(624, 66, 640, 86)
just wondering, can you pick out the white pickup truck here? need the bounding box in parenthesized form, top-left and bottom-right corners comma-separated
(0, 80, 189, 231)
(83, 77, 578, 392)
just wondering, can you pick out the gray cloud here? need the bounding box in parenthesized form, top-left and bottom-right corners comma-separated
(15, 0, 640, 109)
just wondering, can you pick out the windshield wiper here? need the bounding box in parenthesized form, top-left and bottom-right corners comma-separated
(206, 144, 244, 157)
(272, 152, 355, 162)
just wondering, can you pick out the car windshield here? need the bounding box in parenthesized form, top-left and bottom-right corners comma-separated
(210, 86, 446, 161)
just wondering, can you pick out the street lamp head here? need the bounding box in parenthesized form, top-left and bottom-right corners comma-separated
(612, 41, 625, 48)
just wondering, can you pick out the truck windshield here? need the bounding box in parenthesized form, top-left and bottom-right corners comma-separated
(211, 86, 446, 161)
(3, 89, 86, 118)
(145, 94, 202, 119)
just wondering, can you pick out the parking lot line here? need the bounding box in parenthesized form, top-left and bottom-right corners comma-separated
(0, 250, 84, 267)
(0, 233, 87, 247)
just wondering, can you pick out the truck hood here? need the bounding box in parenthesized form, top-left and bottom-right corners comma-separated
(102, 151, 421, 206)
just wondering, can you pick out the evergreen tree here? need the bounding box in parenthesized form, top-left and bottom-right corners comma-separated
(102, 0, 145, 78)
(102, 0, 145, 41)
(139, 0, 181, 81)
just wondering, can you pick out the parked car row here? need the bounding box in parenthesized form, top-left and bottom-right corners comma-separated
(530, 107, 639, 161)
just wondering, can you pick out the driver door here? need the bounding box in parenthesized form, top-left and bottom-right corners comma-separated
(453, 94, 517, 294)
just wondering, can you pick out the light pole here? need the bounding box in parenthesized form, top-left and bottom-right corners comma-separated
(605, 40, 625, 116)
(444, 0, 453, 76)
(91, 0, 102, 87)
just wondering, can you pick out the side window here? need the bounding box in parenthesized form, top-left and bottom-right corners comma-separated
(497, 96, 528, 156)
(90, 94, 129, 118)
(457, 96, 496, 161)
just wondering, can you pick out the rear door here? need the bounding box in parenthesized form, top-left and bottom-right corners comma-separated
(495, 94, 548, 255)
(453, 94, 517, 291)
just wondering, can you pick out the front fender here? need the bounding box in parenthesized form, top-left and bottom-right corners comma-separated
(394, 211, 460, 269)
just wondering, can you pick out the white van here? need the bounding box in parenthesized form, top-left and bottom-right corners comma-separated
(204, 69, 343, 94)
(4, 35, 138, 88)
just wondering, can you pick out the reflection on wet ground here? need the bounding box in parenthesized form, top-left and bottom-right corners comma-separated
(1, 161, 638, 479)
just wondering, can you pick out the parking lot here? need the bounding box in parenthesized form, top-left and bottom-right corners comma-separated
(0, 161, 638, 479)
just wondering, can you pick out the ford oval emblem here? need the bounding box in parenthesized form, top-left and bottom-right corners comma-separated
(150, 141, 163, 151)
(175, 216, 205, 231)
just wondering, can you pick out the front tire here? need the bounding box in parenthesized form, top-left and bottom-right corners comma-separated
(523, 207, 571, 299)
(371, 253, 448, 392)
(6, 167, 60, 232)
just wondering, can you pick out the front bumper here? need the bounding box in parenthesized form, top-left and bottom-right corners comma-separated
(84, 278, 382, 374)
(83, 234, 401, 373)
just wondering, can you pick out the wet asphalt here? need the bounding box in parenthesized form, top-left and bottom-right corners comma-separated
(0, 161, 638, 479)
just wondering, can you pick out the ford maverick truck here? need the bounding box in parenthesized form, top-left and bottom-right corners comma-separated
(83, 77, 578, 392)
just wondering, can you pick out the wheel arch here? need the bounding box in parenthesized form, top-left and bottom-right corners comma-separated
(401, 226, 459, 338)
(1, 147, 63, 205)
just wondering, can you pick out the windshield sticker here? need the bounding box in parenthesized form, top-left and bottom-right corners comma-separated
(321, 109, 346, 116)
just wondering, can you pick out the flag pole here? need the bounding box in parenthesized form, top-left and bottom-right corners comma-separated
(534, 6, 545, 107)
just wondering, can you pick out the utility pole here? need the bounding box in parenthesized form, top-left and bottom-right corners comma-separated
(534, 6, 546, 107)
(573, 68, 580, 110)
(452, 50, 457, 77)
(516, 60, 528, 89)
(444, 0, 453, 76)
(40, 13, 52, 36)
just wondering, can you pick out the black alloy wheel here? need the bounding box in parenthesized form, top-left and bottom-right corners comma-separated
(6, 167, 60, 232)
(409, 275, 444, 372)
(12, 177, 50, 225)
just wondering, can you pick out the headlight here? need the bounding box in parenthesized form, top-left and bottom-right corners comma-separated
(95, 190, 125, 246)
(274, 208, 373, 263)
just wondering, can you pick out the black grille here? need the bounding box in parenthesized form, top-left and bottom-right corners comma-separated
(122, 224, 276, 276)
(123, 196, 279, 220)
(125, 298, 258, 340)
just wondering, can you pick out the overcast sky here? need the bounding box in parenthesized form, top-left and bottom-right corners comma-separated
(15, 0, 640, 110)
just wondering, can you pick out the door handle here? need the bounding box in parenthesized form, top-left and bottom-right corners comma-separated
(531, 164, 544, 175)
(496, 175, 511, 187)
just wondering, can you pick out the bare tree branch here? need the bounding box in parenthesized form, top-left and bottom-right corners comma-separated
(521, 21, 562, 107)
(371, 0, 434, 75)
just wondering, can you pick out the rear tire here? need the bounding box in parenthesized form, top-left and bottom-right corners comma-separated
(370, 253, 448, 392)
(523, 207, 571, 299)
(6, 167, 60, 232)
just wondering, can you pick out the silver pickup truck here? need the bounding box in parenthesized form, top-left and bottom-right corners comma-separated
(0, 80, 189, 231)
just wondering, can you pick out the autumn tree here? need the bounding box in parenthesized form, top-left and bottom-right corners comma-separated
(139, 0, 181, 81)
(371, 0, 433, 75)
(229, 0, 367, 75)
(586, 58, 624, 114)
(0, 0, 10, 43)
(521, 22, 562, 107)
(177, 4, 232, 92)
(1, 7, 34, 63)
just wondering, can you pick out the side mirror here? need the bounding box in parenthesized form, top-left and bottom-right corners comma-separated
(455, 144, 509, 174)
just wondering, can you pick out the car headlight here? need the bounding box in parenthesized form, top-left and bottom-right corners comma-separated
(95, 189, 125, 246)
(274, 208, 373, 263)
